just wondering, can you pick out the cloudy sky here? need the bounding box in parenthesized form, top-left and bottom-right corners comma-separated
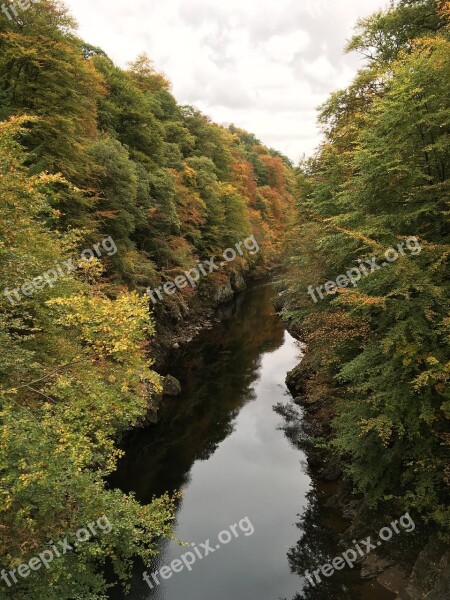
(64, 0, 384, 163)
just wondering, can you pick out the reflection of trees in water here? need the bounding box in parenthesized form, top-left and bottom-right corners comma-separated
(275, 402, 352, 600)
(274, 402, 308, 451)
(111, 284, 284, 502)
(288, 489, 352, 600)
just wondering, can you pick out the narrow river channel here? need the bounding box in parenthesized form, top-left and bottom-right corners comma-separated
(110, 283, 395, 600)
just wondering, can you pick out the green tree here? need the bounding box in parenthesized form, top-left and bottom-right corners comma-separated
(0, 118, 177, 599)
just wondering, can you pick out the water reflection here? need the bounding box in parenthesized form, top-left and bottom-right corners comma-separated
(110, 284, 286, 502)
(275, 404, 396, 600)
(110, 284, 310, 599)
(110, 283, 394, 600)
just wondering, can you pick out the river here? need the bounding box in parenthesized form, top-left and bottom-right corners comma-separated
(110, 282, 395, 600)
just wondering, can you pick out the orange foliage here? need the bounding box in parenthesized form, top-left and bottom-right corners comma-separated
(439, 0, 450, 20)
(231, 160, 257, 205)
(259, 154, 287, 191)
(174, 171, 207, 232)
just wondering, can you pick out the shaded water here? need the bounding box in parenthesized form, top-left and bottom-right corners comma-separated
(110, 283, 395, 600)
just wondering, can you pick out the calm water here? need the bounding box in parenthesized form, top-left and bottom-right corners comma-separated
(110, 283, 395, 600)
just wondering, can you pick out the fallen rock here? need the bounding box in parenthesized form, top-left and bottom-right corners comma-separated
(142, 402, 159, 425)
(139, 379, 165, 425)
(212, 281, 235, 305)
(286, 363, 307, 396)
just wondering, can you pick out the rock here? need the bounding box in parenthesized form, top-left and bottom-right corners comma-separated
(231, 272, 246, 292)
(361, 554, 396, 580)
(166, 301, 187, 323)
(286, 363, 310, 397)
(273, 291, 286, 311)
(138, 378, 164, 425)
(423, 562, 450, 600)
(377, 566, 408, 595)
(286, 364, 303, 394)
(341, 500, 359, 521)
(162, 375, 181, 397)
(142, 402, 159, 425)
(403, 535, 450, 600)
(212, 281, 235, 305)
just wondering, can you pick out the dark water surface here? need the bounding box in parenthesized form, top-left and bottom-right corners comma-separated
(110, 283, 395, 600)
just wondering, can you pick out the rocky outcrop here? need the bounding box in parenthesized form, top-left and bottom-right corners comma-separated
(231, 271, 246, 293)
(211, 280, 235, 304)
(286, 363, 308, 397)
(139, 375, 182, 426)
(142, 401, 160, 425)
(396, 536, 450, 600)
(162, 375, 181, 397)
(151, 271, 250, 369)
(361, 554, 396, 580)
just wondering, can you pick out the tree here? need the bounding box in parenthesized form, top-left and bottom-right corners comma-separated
(283, 1, 450, 537)
(0, 117, 177, 599)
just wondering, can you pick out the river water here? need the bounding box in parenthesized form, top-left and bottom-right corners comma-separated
(110, 283, 395, 600)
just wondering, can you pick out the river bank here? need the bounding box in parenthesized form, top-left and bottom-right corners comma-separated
(281, 298, 450, 600)
(149, 266, 283, 370)
(141, 268, 280, 426)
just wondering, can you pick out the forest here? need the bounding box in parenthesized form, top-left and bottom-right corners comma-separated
(282, 0, 449, 550)
(0, 1, 294, 598)
(0, 0, 449, 598)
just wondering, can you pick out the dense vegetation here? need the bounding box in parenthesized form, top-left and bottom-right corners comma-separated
(3, 0, 448, 597)
(283, 0, 450, 541)
(0, 1, 294, 598)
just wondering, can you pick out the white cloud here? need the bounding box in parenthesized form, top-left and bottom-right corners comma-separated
(264, 31, 310, 63)
(65, 0, 385, 163)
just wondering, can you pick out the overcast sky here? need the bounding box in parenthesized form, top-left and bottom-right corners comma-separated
(64, 0, 384, 163)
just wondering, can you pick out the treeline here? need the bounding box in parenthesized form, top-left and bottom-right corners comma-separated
(0, 1, 294, 598)
(0, 1, 294, 292)
(283, 0, 450, 542)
